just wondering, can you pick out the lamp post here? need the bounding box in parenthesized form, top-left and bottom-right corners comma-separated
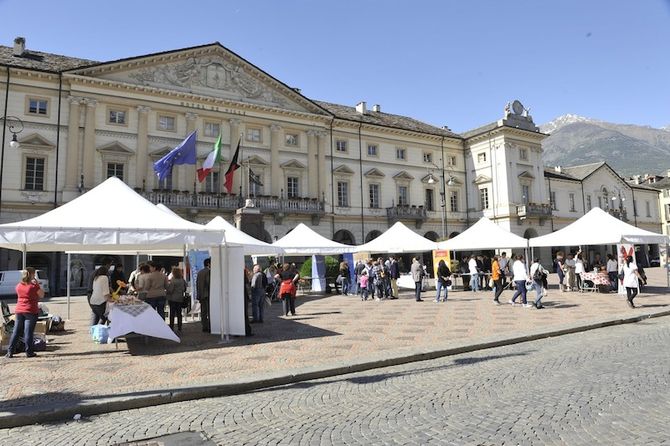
(426, 162, 455, 239)
(0, 115, 24, 216)
(611, 187, 626, 221)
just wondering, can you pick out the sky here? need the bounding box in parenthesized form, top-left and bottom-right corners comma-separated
(1, 0, 669, 133)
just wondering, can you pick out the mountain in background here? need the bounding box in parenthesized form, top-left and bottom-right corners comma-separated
(540, 115, 670, 177)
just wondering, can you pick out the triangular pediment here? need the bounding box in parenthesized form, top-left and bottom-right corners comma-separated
(518, 170, 535, 180)
(244, 155, 269, 166)
(281, 159, 305, 169)
(333, 165, 355, 175)
(364, 168, 385, 178)
(393, 171, 415, 181)
(97, 141, 133, 154)
(68, 43, 330, 116)
(473, 174, 492, 184)
(18, 133, 55, 150)
(149, 146, 173, 158)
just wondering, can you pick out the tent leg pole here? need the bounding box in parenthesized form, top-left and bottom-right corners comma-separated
(22, 245, 26, 269)
(67, 253, 71, 320)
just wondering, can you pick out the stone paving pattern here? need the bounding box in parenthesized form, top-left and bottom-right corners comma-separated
(1, 270, 669, 414)
(2, 305, 669, 445)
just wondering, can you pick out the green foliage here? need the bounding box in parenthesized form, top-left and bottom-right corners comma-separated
(299, 256, 341, 278)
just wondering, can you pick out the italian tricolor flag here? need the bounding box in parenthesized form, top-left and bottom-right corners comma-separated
(197, 135, 222, 182)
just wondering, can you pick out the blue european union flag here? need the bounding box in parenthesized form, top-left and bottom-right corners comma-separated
(153, 131, 197, 181)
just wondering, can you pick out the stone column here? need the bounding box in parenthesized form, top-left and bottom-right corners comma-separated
(183, 112, 198, 192)
(307, 130, 318, 198)
(64, 96, 82, 190)
(82, 99, 97, 189)
(135, 106, 150, 189)
(270, 124, 282, 197)
(228, 118, 241, 194)
(317, 131, 328, 201)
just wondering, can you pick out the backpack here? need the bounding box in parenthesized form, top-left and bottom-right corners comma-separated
(532, 267, 543, 282)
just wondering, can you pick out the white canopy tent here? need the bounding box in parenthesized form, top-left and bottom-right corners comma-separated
(356, 221, 438, 253)
(273, 223, 356, 255)
(0, 177, 246, 338)
(437, 217, 529, 251)
(529, 207, 669, 247)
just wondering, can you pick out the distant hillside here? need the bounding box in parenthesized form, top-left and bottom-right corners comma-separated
(540, 115, 670, 176)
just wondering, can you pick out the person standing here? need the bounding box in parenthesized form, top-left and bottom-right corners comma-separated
(389, 256, 400, 299)
(138, 261, 168, 319)
(354, 259, 366, 296)
(5, 268, 45, 358)
(564, 253, 576, 291)
(555, 251, 566, 292)
(491, 255, 504, 305)
(434, 259, 451, 303)
(621, 255, 644, 308)
(575, 253, 585, 291)
(498, 252, 509, 289)
(196, 258, 211, 332)
(166, 267, 187, 334)
(250, 264, 266, 323)
(276, 263, 299, 316)
(529, 259, 548, 309)
(468, 255, 480, 292)
(359, 270, 369, 301)
(606, 254, 618, 292)
(509, 255, 532, 307)
(339, 261, 351, 296)
(411, 257, 424, 302)
(89, 266, 112, 326)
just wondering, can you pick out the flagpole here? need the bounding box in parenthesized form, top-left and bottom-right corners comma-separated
(240, 132, 245, 198)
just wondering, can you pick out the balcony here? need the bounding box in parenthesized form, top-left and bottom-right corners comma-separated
(516, 202, 553, 220)
(386, 204, 428, 228)
(141, 190, 325, 224)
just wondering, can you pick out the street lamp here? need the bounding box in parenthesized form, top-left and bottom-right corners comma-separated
(1, 116, 24, 216)
(610, 187, 627, 221)
(426, 162, 455, 239)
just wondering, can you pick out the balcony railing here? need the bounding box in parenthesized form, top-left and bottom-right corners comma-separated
(141, 190, 325, 221)
(386, 204, 428, 228)
(516, 202, 553, 219)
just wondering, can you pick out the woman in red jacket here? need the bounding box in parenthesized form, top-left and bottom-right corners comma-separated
(5, 268, 44, 358)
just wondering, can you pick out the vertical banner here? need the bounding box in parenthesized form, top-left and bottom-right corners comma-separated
(342, 253, 355, 284)
(311, 255, 326, 292)
(432, 249, 451, 289)
(616, 243, 634, 295)
(188, 249, 211, 304)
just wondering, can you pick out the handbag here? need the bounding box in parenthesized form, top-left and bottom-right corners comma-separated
(445, 279, 452, 287)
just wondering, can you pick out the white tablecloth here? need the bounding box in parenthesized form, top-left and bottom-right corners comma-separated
(108, 302, 180, 343)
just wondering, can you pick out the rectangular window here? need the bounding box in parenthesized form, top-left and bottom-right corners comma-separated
(477, 152, 486, 164)
(335, 140, 347, 152)
(285, 133, 299, 146)
(396, 147, 406, 160)
(28, 98, 48, 115)
(521, 185, 530, 204)
(586, 195, 592, 211)
(205, 171, 220, 193)
(369, 183, 380, 208)
(287, 176, 299, 198)
(398, 185, 408, 206)
(664, 189, 670, 198)
(550, 191, 557, 210)
(646, 200, 651, 217)
(106, 162, 124, 181)
(598, 196, 602, 209)
(449, 190, 458, 212)
(158, 115, 176, 131)
(367, 144, 378, 156)
(337, 181, 349, 207)
(479, 187, 489, 210)
(423, 152, 432, 163)
(447, 156, 456, 167)
(569, 193, 576, 212)
(519, 148, 528, 160)
(246, 128, 262, 142)
(425, 189, 435, 211)
(24, 157, 45, 191)
(204, 122, 220, 137)
(108, 109, 126, 125)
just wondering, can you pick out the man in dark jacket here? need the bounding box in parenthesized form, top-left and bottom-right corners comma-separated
(389, 256, 400, 299)
(196, 258, 211, 333)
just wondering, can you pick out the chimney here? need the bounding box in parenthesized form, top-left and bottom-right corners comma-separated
(554, 166, 562, 173)
(13, 37, 25, 56)
(632, 175, 641, 185)
(372, 104, 381, 112)
(292, 87, 301, 94)
(667, 169, 670, 178)
(355, 101, 367, 115)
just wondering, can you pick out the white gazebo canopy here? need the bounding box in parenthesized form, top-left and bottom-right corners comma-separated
(529, 207, 669, 247)
(205, 216, 284, 255)
(356, 221, 438, 253)
(438, 217, 529, 251)
(273, 223, 356, 255)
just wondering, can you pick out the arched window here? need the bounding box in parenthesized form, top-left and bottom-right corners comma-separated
(333, 229, 356, 245)
(365, 230, 382, 243)
(423, 231, 439, 241)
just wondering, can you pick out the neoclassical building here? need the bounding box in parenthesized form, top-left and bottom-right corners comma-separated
(0, 37, 662, 293)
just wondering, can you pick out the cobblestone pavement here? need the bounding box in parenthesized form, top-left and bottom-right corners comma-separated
(1, 269, 669, 418)
(2, 311, 669, 445)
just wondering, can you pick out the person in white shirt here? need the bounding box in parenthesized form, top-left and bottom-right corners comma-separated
(564, 253, 576, 291)
(529, 259, 549, 309)
(468, 255, 479, 292)
(606, 254, 618, 291)
(621, 255, 644, 308)
(509, 255, 532, 307)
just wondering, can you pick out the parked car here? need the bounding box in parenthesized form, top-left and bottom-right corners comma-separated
(0, 270, 50, 297)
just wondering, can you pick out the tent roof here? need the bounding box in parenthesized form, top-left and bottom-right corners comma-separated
(204, 216, 284, 255)
(273, 223, 356, 254)
(529, 207, 668, 247)
(438, 217, 529, 251)
(356, 222, 438, 253)
(0, 177, 224, 252)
